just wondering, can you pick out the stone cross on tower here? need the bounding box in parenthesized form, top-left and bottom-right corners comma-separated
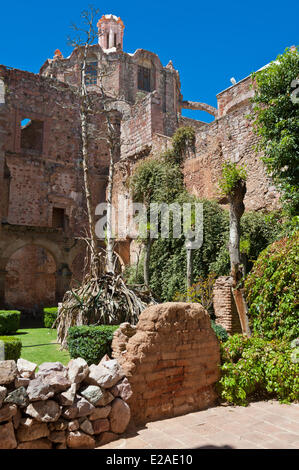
(97, 14, 125, 52)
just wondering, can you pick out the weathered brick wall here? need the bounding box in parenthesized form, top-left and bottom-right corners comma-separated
(112, 302, 220, 425)
(212, 276, 242, 335)
(0, 66, 112, 310)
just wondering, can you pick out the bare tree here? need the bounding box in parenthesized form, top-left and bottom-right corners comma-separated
(55, 7, 156, 345)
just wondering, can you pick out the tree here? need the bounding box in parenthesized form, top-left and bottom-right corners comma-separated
(129, 126, 195, 289)
(218, 162, 247, 285)
(130, 158, 184, 287)
(55, 7, 156, 347)
(250, 46, 299, 216)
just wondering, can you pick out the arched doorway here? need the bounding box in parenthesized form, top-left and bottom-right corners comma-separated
(5, 245, 56, 313)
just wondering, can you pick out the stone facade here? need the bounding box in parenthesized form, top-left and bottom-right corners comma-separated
(112, 303, 220, 425)
(0, 357, 132, 449)
(0, 13, 280, 311)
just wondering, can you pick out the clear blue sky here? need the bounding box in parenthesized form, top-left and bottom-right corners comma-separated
(0, 1, 298, 122)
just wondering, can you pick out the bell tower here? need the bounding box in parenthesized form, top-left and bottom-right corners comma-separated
(97, 14, 125, 51)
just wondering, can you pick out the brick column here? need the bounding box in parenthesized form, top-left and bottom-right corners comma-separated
(212, 276, 242, 335)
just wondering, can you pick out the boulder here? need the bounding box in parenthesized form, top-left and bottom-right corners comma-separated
(0, 420, 17, 449)
(80, 385, 106, 406)
(95, 389, 114, 407)
(41, 371, 71, 392)
(14, 377, 30, 388)
(0, 385, 7, 407)
(86, 362, 123, 389)
(13, 407, 22, 429)
(16, 420, 49, 442)
(38, 362, 65, 374)
(109, 398, 131, 434)
(79, 418, 94, 435)
(110, 377, 133, 401)
(0, 360, 18, 385)
(49, 430, 66, 443)
(25, 400, 61, 423)
(0, 404, 17, 423)
(26, 377, 55, 401)
(89, 405, 111, 421)
(58, 383, 77, 405)
(66, 430, 95, 449)
(4, 386, 29, 408)
(67, 358, 89, 384)
(92, 418, 110, 435)
(17, 358, 37, 378)
(95, 431, 118, 447)
(75, 396, 95, 417)
(17, 438, 52, 449)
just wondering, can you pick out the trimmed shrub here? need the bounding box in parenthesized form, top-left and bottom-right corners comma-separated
(211, 321, 229, 343)
(217, 334, 299, 405)
(43, 307, 58, 329)
(0, 310, 21, 335)
(0, 336, 22, 361)
(244, 231, 299, 341)
(67, 325, 119, 365)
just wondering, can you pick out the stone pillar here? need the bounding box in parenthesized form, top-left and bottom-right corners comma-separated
(212, 276, 242, 335)
(55, 264, 72, 304)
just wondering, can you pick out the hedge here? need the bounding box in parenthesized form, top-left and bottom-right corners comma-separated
(0, 310, 21, 335)
(217, 334, 299, 405)
(0, 336, 22, 361)
(43, 307, 58, 329)
(67, 325, 120, 365)
(245, 231, 299, 341)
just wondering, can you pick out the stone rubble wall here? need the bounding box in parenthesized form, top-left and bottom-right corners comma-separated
(112, 302, 221, 425)
(0, 356, 132, 449)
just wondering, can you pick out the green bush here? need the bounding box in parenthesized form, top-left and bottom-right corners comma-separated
(0, 310, 21, 335)
(211, 321, 229, 343)
(244, 230, 299, 341)
(67, 325, 120, 365)
(0, 336, 22, 361)
(217, 334, 299, 405)
(43, 307, 58, 329)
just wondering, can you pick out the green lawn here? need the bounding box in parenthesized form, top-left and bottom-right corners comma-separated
(15, 328, 71, 366)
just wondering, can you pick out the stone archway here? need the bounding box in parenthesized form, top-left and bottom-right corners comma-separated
(5, 245, 57, 313)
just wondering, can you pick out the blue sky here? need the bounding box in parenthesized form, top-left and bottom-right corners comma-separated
(0, 1, 298, 122)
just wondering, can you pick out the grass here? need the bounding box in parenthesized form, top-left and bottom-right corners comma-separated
(15, 328, 71, 366)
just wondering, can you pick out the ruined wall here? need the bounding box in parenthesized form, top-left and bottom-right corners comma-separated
(0, 356, 132, 449)
(212, 276, 242, 335)
(112, 303, 220, 425)
(0, 66, 112, 310)
(183, 77, 280, 212)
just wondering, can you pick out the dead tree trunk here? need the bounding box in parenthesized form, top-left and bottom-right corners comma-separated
(80, 43, 99, 271)
(228, 181, 246, 286)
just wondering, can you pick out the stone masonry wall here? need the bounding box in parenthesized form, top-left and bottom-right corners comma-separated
(112, 302, 220, 425)
(0, 356, 132, 449)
